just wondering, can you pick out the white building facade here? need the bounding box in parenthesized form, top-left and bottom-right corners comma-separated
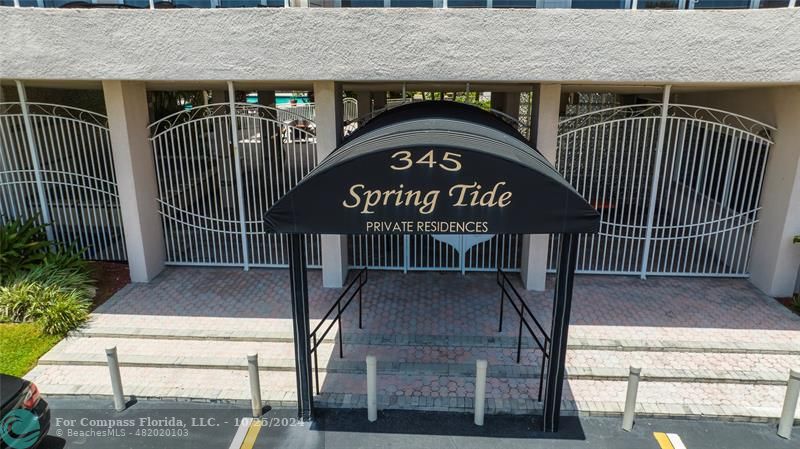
(1, 5, 799, 297)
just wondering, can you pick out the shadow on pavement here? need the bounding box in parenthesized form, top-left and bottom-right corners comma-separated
(312, 408, 586, 440)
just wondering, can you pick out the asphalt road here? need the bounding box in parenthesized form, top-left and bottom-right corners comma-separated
(36, 398, 797, 449)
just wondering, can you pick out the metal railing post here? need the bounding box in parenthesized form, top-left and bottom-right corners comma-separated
(149, 0, 155, 8)
(778, 369, 800, 439)
(15, 81, 54, 242)
(639, 85, 671, 280)
(403, 235, 410, 273)
(312, 335, 320, 394)
(474, 360, 488, 426)
(497, 269, 505, 332)
(366, 355, 377, 422)
(247, 354, 263, 418)
(622, 366, 641, 431)
(13, 0, 20, 6)
(337, 300, 344, 358)
(105, 347, 126, 412)
(227, 81, 250, 271)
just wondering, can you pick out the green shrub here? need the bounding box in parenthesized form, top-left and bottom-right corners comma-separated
(0, 216, 93, 335)
(0, 216, 50, 284)
(36, 289, 90, 336)
(0, 280, 90, 336)
(43, 243, 89, 274)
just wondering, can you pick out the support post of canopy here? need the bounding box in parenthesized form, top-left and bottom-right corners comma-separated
(542, 233, 579, 433)
(288, 234, 314, 420)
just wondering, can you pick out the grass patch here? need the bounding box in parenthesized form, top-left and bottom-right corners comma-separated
(0, 322, 60, 377)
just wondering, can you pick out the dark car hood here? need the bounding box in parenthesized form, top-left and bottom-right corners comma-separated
(1, 374, 26, 409)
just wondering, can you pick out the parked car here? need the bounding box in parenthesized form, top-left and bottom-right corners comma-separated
(1, 374, 50, 449)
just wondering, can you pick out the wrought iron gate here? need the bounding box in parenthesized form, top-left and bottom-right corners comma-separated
(149, 102, 320, 268)
(349, 234, 522, 272)
(0, 95, 126, 261)
(551, 101, 773, 277)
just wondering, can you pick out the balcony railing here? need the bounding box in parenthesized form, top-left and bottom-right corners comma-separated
(1, 0, 797, 10)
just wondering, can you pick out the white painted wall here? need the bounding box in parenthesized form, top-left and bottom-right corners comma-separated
(1, 8, 799, 84)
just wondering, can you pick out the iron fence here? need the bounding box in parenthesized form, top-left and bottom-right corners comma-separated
(0, 88, 126, 261)
(149, 99, 321, 268)
(551, 101, 773, 277)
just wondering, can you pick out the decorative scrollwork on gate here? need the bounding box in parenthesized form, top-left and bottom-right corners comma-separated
(552, 103, 773, 276)
(149, 103, 320, 268)
(0, 102, 126, 261)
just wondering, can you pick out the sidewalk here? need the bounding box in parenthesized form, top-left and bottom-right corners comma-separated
(26, 267, 800, 422)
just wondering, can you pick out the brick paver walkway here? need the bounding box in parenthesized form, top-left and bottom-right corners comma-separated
(26, 267, 800, 421)
(97, 268, 800, 337)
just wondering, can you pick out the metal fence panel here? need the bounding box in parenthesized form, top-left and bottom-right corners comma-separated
(149, 103, 321, 268)
(551, 102, 773, 277)
(0, 101, 126, 261)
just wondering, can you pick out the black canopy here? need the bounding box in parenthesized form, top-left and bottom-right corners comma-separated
(264, 101, 599, 235)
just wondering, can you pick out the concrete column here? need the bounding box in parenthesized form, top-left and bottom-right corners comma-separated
(211, 89, 226, 104)
(103, 81, 165, 282)
(257, 90, 276, 108)
(491, 92, 506, 112)
(356, 90, 371, 118)
(748, 89, 800, 297)
(502, 92, 521, 120)
(373, 91, 387, 111)
(256, 90, 278, 174)
(520, 83, 562, 291)
(314, 81, 348, 288)
(492, 92, 520, 118)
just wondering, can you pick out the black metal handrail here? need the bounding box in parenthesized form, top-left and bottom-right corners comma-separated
(308, 267, 368, 394)
(497, 267, 550, 401)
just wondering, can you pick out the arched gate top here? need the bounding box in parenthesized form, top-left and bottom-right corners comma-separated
(264, 101, 600, 235)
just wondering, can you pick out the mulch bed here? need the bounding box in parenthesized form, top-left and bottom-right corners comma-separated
(88, 261, 130, 310)
(777, 297, 800, 317)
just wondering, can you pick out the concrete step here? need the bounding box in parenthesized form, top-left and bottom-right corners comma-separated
(39, 337, 800, 385)
(75, 324, 800, 355)
(36, 352, 795, 386)
(24, 365, 800, 422)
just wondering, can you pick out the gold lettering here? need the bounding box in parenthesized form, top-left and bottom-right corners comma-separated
(382, 189, 401, 206)
(362, 190, 382, 214)
(498, 191, 512, 207)
(404, 190, 422, 207)
(420, 191, 439, 215)
(448, 182, 477, 206)
(343, 184, 365, 209)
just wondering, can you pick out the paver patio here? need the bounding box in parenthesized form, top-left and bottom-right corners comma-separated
(27, 267, 800, 421)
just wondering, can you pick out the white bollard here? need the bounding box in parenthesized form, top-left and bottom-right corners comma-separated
(778, 369, 800, 439)
(247, 354, 263, 418)
(366, 355, 377, 422)
(474, 359, 488, 426)
(105, 346, 126, 412)
(621, 366, 641, 432)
